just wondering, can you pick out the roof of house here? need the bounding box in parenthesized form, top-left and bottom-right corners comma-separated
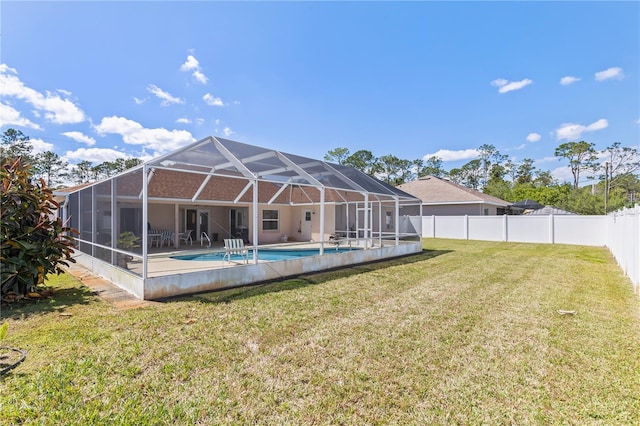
(396, 175, 511, 206)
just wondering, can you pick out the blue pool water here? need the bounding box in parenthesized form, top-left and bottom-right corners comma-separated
(171, 247, 359, 262)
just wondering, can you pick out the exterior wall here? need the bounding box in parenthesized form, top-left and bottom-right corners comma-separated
(143, 241, 423, 300)
(257, 205, 293, 244)
(148, 203, 175, 231)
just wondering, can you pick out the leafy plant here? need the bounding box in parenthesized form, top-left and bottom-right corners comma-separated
(1, 157, 77, 299)
(117, 231, 139, 251)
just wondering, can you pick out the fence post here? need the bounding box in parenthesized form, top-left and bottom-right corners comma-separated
(503, 214, 508, 242)
(465, 215, 469, 240)
(550, 213, 555, 244)
(432, 215, 436, 238)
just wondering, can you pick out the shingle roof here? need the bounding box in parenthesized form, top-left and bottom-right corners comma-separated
(396, 175, 510, 206)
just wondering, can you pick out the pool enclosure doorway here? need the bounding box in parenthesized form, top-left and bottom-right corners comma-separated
(60, 136, 423, 299)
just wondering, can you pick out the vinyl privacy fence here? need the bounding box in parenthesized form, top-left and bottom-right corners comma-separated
(417, 205, 640, 294)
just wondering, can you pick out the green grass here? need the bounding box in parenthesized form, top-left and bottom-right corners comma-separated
(1, 239, 639, 425)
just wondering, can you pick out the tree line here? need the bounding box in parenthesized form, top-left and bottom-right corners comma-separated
(0, 129, 142, 188)
(325, 142, 640, 215)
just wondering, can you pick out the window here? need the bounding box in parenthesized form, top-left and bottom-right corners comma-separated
(483, 208, 489, 216)
(262, 209, 279, 231)
(385, 211, 392, 229)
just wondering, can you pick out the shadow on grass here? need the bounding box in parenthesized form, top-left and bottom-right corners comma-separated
(168, 248, 453, 305)
(0, 277, 96, 320)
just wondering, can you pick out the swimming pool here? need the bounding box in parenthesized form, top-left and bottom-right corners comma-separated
(171, 247, 360, 262)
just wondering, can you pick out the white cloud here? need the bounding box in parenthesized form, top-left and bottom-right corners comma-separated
(555, 118, 608, 140)
(0, 64, 85, 124)
(179, 55, 208, 84)
(64, 147, 130, 164)
(222, 127, 234, 137)
(491, 78, 533, 94)
(192, 70, 208, 85)
(635, 118, 640, 125)
(195, 118, 205, 126)
(176, 117, 191, 124)
(513, 144, 526, 150)
(595, 67, 623, 81)
(549, 165, 574, 184)
(62, 131, 96, 146)
(147, 84, 183, 106)
(536, 156, 558, 164)
(0, 102, 42, 129)
(526, 133, 541, 142)
(560, 76, 580, 86)
(94, 115, 196, 154)
(423, 148, 479, 162)
(133, 97, 147, 105)
(180, 55, 199, 72)
(30, 138, 54, 154)
(203, 93, 224, 106)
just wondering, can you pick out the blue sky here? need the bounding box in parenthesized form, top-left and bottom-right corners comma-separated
(1, 1, 638, 184)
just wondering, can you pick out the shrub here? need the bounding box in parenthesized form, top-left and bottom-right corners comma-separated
(1, 157, 77, 299)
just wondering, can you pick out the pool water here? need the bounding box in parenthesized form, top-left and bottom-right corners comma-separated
(171, 247, 359, 262)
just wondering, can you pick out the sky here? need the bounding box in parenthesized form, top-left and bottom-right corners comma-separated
(1, 1, 639, 185)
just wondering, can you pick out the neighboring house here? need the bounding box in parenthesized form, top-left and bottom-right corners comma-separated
(396, 175, 511, 216)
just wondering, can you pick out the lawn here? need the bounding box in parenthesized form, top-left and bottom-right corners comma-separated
(1, 239, 639, 425)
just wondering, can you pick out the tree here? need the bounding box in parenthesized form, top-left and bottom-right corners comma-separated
(533, 170, 555, 188)
(602, 142, 640, 179)
(515, 158, 536, 185)
(554, 141, 597, 189)
(32, 151, 69, 187)
(1, 129, 33, 164)
(1, 158, 77, 299)
(458, 159, 482, 189)
(71, 160, 94, 184)
(377, 154, 403, 185)
(324, 147, 350, 165)
(417, 156, 446, 178)
(344, 150, 379, 175)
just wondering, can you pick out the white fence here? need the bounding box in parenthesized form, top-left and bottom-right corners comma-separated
(420, 206, 640, 294)
(606, 205, 640, 294)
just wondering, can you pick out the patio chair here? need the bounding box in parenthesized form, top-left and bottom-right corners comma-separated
(223, 238, 249, 264)
(160, 230, 174, 247)
(148, 230, 162, 247)
(179, 229, 193, 245)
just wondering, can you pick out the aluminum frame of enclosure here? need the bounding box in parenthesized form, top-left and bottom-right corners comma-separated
(60, 136, 423, 298)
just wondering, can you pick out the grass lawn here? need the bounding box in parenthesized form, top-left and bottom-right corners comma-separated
(1, 239, 639, 424)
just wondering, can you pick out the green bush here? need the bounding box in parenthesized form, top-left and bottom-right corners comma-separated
(1, 157, 77, 298)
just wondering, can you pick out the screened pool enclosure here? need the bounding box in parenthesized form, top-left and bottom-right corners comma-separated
(61, 136, 423, 299)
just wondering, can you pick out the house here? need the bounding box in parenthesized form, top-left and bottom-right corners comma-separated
(396, 175, 511, 216)
(57, 136, 423, 300)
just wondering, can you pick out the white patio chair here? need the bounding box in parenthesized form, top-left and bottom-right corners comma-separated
(160, 230, 174, 247)
(223, 238, 249, 264)
(179, 229, 193, 245)
(148, 230, 162, 247)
